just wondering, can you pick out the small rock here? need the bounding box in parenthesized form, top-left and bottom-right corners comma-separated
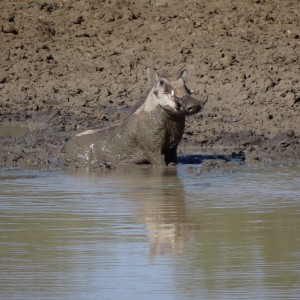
(73, 16, 84, 25)
(181, 47, 191, 55)
(2, 24, 18, 34)
(285, 92, 296, 106)
(46, 54, 54, 61)
(104, 14, 115, 23)
(193, 21, 202, 28)
(186, 166, 194, 174)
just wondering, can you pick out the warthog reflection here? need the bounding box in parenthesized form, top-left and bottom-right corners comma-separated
(68, 166, 201, 260)
(131, 168, 201, 260)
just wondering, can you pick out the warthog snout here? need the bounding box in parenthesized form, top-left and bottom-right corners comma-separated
(177, 95, 206, 116)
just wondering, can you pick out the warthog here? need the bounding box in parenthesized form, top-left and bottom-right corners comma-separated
(63, 69, 206, 168)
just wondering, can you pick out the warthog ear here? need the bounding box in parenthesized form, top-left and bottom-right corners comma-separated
(178, 69, 194, 94)
(146, 68, 159, 86)
(178, 69, 188, 81)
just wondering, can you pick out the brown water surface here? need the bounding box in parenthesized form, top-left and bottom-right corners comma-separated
(0, 164, 300, 299)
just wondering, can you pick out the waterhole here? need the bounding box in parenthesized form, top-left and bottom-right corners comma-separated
(0, 163, 300, 299)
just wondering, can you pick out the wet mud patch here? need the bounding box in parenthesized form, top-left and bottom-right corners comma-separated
(0, 124, 67, 169)
(179, 151, 246, 176)
(0, 122, 46, 138)
(178, 151, 245, 165)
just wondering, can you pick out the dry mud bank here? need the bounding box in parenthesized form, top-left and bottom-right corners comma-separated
(0, 0, 299, 168)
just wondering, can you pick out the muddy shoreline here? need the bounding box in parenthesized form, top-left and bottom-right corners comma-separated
(0, 0, 299, 169)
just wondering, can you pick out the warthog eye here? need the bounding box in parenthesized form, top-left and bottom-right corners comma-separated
(156, 78, 174, 97)
(162, 83, 174, 95)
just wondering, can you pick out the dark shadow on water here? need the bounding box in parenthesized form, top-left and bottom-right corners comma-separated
(178, 151, 246, 164)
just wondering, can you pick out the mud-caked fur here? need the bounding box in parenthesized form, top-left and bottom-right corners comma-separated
(63, 69, 206, 168)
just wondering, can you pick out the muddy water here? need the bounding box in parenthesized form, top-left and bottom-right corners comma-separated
(0, 164, 300, 300)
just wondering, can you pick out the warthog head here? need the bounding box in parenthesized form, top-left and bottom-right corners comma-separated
(146, 69, 206, 116)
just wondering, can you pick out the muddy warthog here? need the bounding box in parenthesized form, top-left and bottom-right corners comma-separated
(63, 69, 206, 168)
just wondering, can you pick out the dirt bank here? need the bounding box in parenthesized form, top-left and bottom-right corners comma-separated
(0, 0, 299, 168)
